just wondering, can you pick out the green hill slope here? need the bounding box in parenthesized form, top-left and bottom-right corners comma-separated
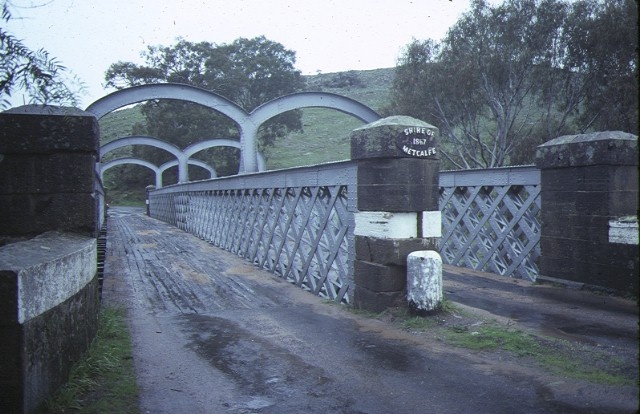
(265, 68, 394, 169)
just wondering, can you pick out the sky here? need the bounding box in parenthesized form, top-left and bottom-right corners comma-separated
(6, 0, 474, 108)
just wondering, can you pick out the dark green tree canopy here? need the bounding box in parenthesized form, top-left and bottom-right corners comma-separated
(0, 1, 79, 109)
(389, 0, 638, 169)
(104, 36, 305, 177)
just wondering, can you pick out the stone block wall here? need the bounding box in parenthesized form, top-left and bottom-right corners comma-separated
(0, 233, 99, 413)
(536, 131, 638, 295)
(350, 116, 441, 312)
(0, 106, 102, 413)
(0, 106, 101, 239)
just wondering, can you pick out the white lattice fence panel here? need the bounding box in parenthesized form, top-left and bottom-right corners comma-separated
(151, 184, 352, 303)
(439, 166, 541, 280)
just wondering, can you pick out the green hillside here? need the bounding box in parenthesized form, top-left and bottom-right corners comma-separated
(265, 68, 394, 169)
(99, 105, 146, 162)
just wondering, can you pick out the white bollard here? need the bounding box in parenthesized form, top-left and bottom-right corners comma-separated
(407, 250, 443, 314)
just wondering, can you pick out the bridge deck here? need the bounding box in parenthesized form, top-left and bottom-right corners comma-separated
(102, 207, 638, 414)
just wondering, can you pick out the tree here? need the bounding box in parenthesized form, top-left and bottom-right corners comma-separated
(0, 1, 79, 109)
(104, 36, 305, 179)
(389, 0, 638, 169)
(563, 0, 638, 133)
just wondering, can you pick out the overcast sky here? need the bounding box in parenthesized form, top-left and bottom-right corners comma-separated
(6, 0, 474, 107)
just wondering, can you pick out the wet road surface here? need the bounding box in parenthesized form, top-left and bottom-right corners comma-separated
(102, 207, 638, 414)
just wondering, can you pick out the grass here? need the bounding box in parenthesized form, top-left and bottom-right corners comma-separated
(265, 68, 393, 170)
(41, 307, 139, 414)
(538, 352, 632, 386)
(441, 322, 635, 386)
(443, 324, 541, 356)
(99, 106, 146, 146)
(349, 297, 635, 387)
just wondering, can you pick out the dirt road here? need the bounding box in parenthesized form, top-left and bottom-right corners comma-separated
(102, 207, 638, 414)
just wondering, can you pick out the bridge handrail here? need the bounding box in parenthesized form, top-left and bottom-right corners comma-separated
(439, 165, 541, 280)
(152, 160, 357, 194)
(149, 160, 357, 303)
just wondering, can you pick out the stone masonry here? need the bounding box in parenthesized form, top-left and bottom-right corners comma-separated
(536, 131, 638, 295)
(0, 106, 102, 413)
(351, 116, 441, 312)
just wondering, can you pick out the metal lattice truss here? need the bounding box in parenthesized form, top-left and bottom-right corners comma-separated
(151, 184, 353, 303)
(439, 167, 541, 280)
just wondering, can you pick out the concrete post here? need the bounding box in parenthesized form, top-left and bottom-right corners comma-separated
(145, 185, 156, 216)
(535, 131, 638, 296)
(351, 116, 441, 312)
(407, 251, 443, 314)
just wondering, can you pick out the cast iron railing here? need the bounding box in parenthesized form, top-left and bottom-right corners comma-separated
(149, 161, 357, 303)
(439, 166, 541, 280)
(149, 163, 542, 302)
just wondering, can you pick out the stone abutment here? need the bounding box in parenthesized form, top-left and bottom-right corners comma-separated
(0, 106, 103, 413)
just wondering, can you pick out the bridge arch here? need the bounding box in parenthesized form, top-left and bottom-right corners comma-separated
(100, 136, 266, 183)
(183, 139, 266, 172)
(250, 91, 381, 126)
(100, 157, 162, 187)
(86, 83, 248, 123)
(100, 136, 183, 159)
(101, 157, 217, 188)
(87, 84, 381, 173)
(86, 83, 381, 173)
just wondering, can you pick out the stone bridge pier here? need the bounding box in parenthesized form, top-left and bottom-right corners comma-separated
(536, 131, 638, 296)
(350, 116, 441, 312)
(0, 106, 103, 413)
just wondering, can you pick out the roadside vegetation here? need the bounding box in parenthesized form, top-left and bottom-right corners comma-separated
(40, 307, 139, 414)
(360, 301, 636, 387)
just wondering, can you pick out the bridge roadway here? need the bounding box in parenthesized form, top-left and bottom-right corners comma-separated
(102, 207, 638, 414)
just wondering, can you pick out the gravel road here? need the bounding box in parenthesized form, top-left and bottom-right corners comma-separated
(102, 207, 638, 414)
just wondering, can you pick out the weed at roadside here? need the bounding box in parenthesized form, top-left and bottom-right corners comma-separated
(442, 323, 635, 386)
(40, 306, 139, 414)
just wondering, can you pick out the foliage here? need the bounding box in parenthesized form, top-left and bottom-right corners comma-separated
(315, 71, 364, 89)
(104, 36, 305, 182)
(563, 0, 638, 133)
(0, 1, 80, 109)
(41, 307, 139, 413)
(389, 0, 638, 169)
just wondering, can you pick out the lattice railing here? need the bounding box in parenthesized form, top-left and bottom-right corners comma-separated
(150, 162, 541, 297)
(439, 166, 541, 280)
(149, 162, 356, 303)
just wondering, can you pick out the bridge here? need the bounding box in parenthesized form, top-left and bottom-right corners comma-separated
(0, 89, 638, 413)
(103, 204, 639, 413)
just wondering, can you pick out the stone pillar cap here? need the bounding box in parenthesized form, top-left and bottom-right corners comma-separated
(3, 105, 91, 116)
(0, 105, 99, 154)
(538, 131, 637, 147)
(353, 115, 437, 131)
(351, 115, 439, 160)
(535, 131, 638, 168)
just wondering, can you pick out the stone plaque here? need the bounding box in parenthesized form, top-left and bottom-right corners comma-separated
(398, 126, 438, 158)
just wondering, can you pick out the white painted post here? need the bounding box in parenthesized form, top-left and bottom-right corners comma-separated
(407, 251, 443, 314)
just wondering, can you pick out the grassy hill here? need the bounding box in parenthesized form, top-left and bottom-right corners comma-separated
(265, 68, 394, 169)
(99, 105, 146, 162)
